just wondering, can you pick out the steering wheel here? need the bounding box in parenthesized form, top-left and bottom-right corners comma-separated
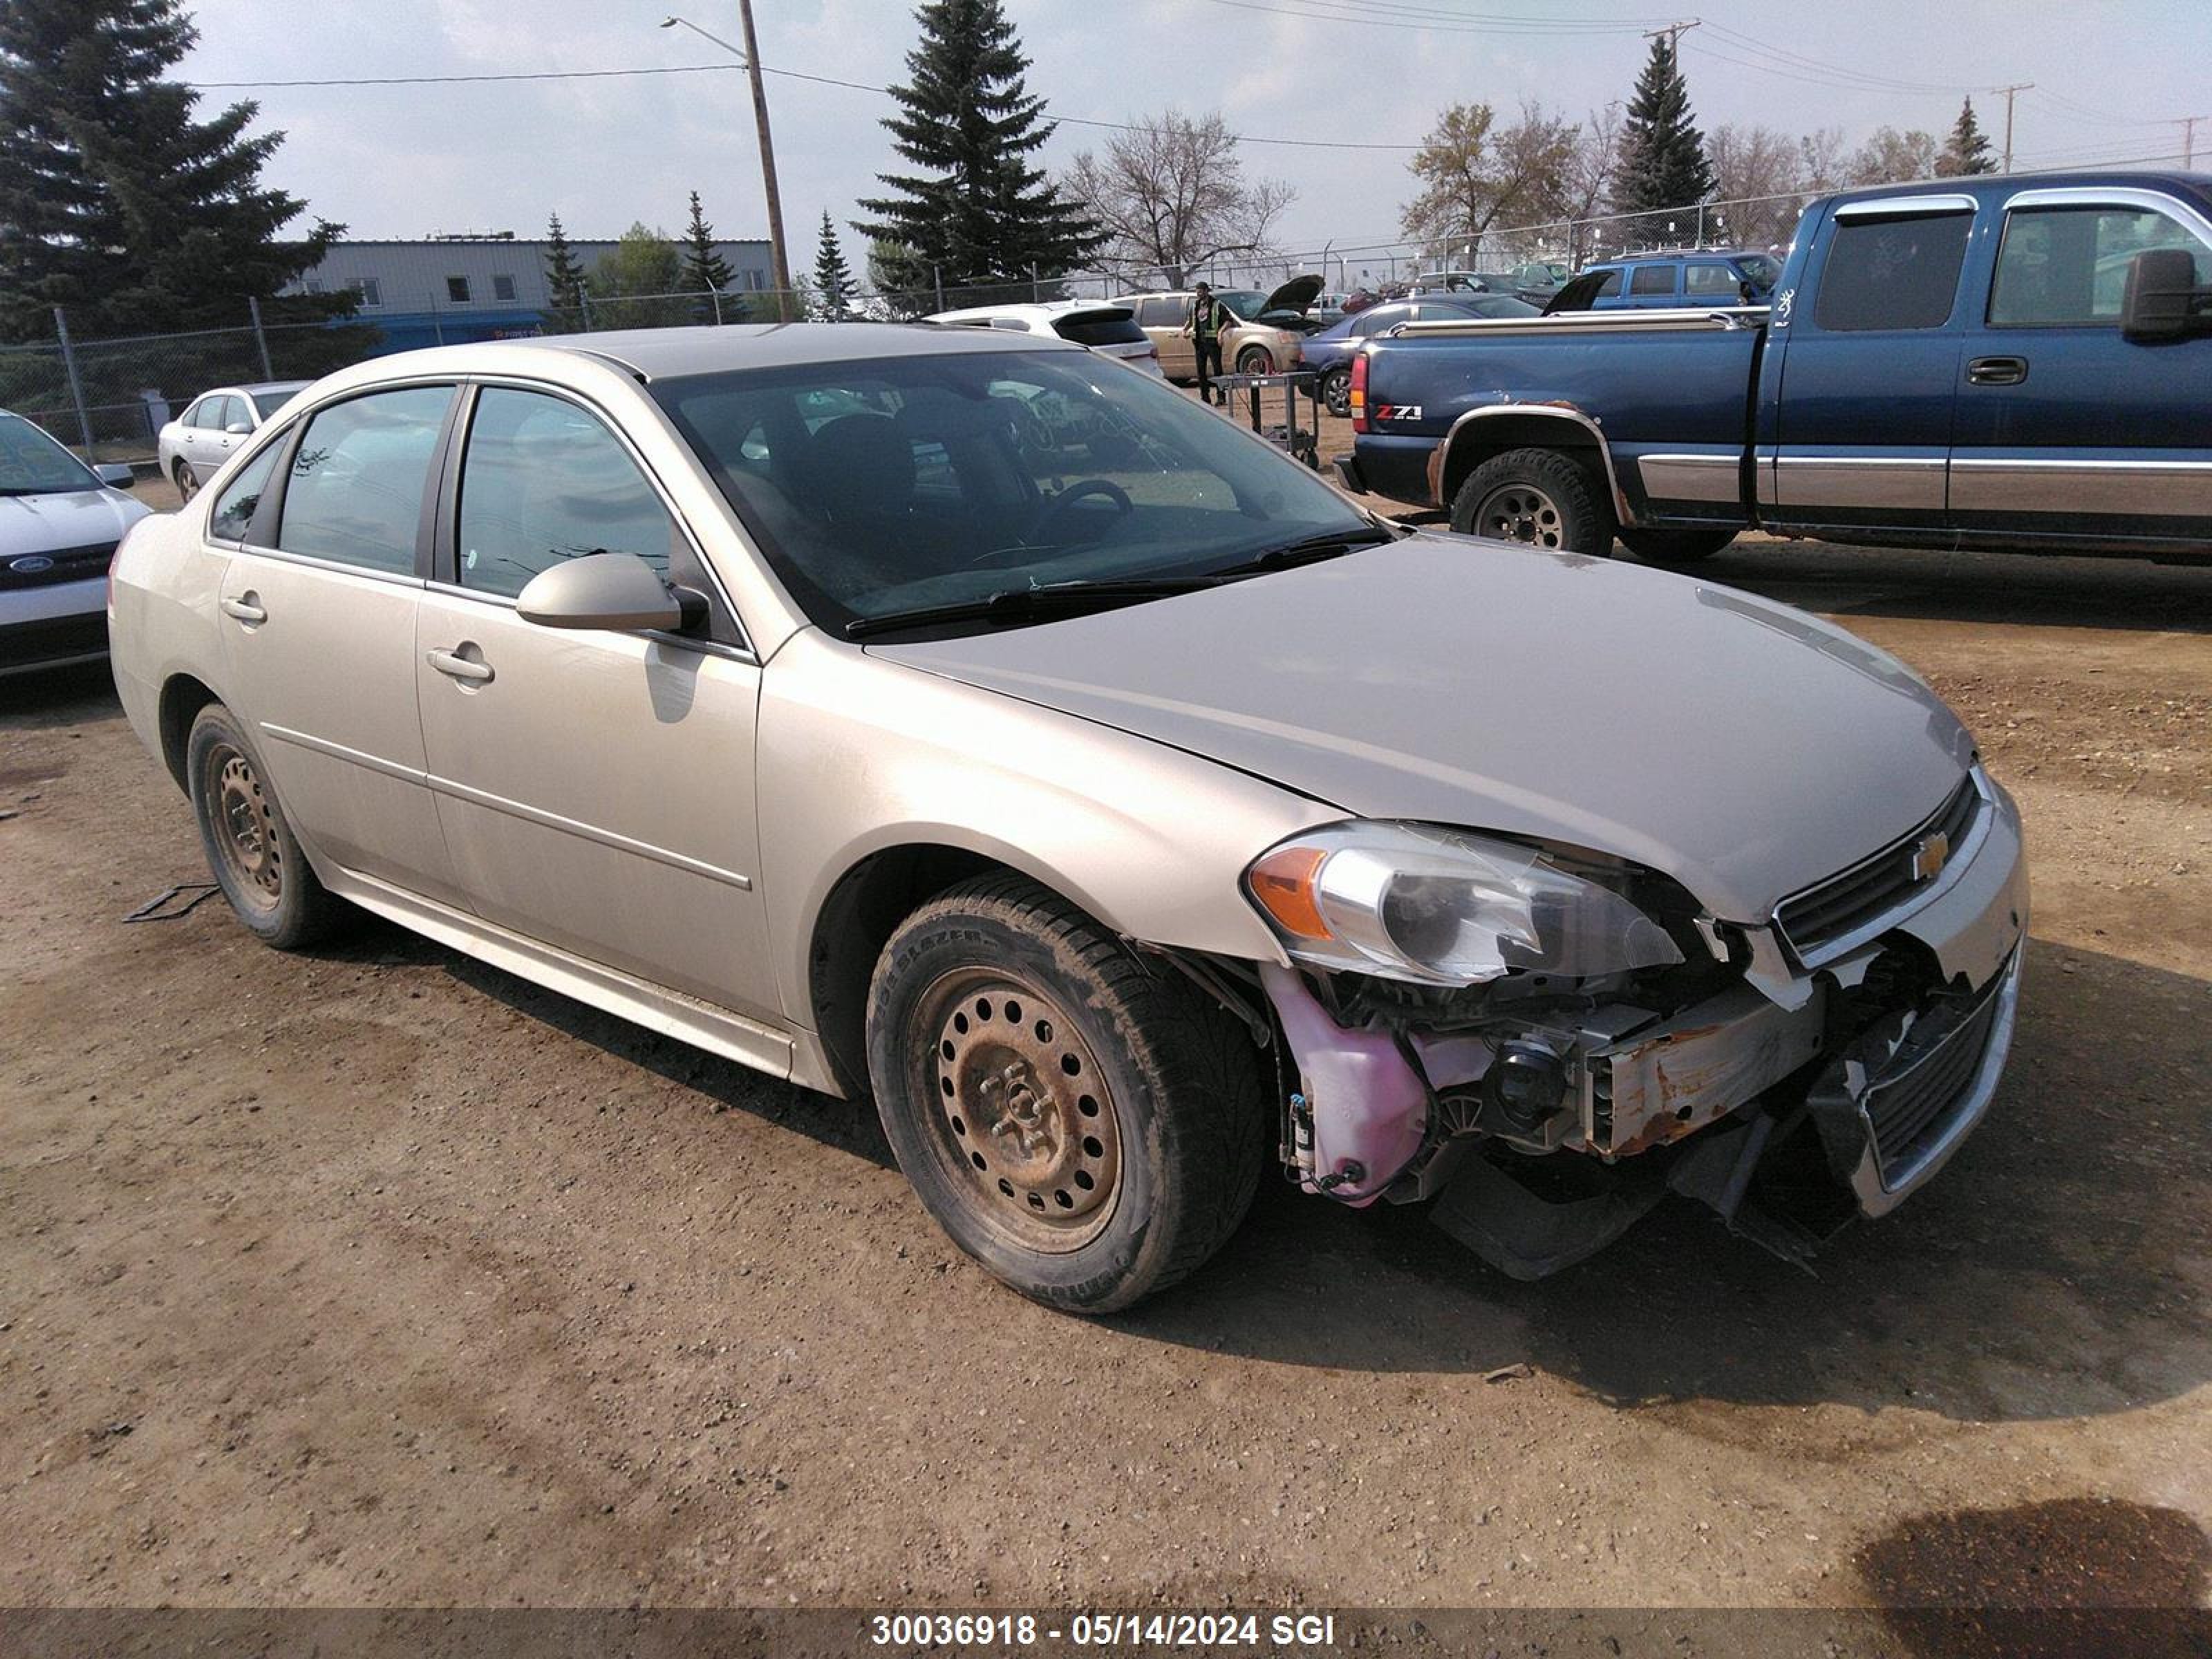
(1031, 478, 1133, 542)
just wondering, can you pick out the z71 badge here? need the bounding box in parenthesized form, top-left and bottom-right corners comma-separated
(1372, 404, 1423, 422)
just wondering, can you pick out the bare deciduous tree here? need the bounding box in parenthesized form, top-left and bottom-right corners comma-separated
(1797, 126, 1853, 194)
(1707, 123, 1804, 248)
(1848, 126, 1939, 187)
(1564, 103, 1623, 263)
(1064, 111, 1294, 288)
(1401, 101, 1582, 265)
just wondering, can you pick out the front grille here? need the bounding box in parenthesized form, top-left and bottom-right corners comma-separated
(1775, 774, 1982, 961)
(1864, 982, 2003, 1181)
(0, 540, 117, 592)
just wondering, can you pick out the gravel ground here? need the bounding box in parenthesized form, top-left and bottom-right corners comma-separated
(2, 453, 2209, 1620)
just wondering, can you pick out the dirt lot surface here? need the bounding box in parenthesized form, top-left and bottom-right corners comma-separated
(3, 447, 2210, 1619)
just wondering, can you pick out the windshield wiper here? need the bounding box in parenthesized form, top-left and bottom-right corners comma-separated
(844, 576, 1221, 639)
(1209, 523, 1399, 579)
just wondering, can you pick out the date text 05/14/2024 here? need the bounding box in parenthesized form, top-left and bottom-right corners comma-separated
(870, 1612, 1340, 1647)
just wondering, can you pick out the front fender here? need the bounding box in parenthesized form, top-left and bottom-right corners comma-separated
(756, 628, 1338, 1032)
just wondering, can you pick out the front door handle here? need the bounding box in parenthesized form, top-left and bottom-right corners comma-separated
(218, 594, 266, 624)
(1967, 355, 2028, 386)
(426, 646, 494, 684)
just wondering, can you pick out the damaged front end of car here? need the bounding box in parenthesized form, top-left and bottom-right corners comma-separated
(1232, 767, 2027, 1279)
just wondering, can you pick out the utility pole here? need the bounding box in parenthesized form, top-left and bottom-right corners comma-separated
(660, 10, 794, 320)
(1642, 18, 1700, 52)
(1991, 83, 2032, 173)
(2182, 114, 2207, 170)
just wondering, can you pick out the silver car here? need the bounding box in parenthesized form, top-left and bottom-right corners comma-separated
(109, 326, 2026, 1311)
(1, 409, 149, 676)
(156, 381, 311, 502)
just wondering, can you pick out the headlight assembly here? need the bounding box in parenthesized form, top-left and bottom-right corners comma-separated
(1246, 821, 1684, 986)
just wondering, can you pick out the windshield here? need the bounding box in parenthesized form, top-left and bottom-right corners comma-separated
(654, 348, 1376, 634)
(1210, 290, 1268, 319)
(1734, 253, 1781, 287)
(0, 413, 100, 494)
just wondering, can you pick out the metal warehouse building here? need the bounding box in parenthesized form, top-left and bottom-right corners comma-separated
(282, 234, 775, 351)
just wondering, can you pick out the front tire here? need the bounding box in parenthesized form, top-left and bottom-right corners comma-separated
(1450, 447, 1613, 556)
(1235, 345, 1273, 375)
(1617, 526, 1737, 566)
(186, 704, 348, 950)
(865, 874, 1268, 1314)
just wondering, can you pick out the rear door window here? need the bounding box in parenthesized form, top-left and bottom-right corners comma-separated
(456, 387, 677, 601)
(1629, 265, 1678, 297)
(276, 385, 453, 575)
(1813, 212, 1974, 331)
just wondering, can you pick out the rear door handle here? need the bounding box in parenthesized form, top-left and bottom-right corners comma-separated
(218, 594, 266, 624)
(426, 646, 494, 684)
(1967, 355, 2028, 386)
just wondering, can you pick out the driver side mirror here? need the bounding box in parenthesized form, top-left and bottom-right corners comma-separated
(2121, 247, 2209, 341)
(225, 420, 254, 436)
(95, 462, 136, 489)
(515, 551, 704, 633)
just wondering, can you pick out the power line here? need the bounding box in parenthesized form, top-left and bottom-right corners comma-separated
(186, 59, 1431, 150)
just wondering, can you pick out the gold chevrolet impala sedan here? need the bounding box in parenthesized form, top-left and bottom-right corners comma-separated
(110, 325, 2025, 1311)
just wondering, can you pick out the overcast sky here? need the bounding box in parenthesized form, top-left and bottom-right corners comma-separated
(180, 0, 2211, 272)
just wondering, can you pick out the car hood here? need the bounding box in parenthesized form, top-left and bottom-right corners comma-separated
(870, 534, 1976, 921)
(1261, 273, 1323, 316)
(0, 486, 151, 558)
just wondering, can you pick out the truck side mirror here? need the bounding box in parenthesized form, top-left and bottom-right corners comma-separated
(2120, 247, 2202, 341)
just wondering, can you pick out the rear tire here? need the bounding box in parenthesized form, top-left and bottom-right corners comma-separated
(1320, 366, 1351, 418)
(186, 704, 348, 950)
(175, 460, 200, 503)
(865, 874, 1268, 1314)
(1617, 526, 1737, 566)
(1450, 447, 1613, 556)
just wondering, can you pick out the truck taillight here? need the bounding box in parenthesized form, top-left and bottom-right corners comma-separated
(1349, 352, 1369, 433)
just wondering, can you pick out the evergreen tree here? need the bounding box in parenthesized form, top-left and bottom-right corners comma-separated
(1611, 33, 1714, 238)
(1936, 97, 1998, 177)
(542, 212, 589, 329)
(681, 190, 740, 323)
(0, 0, 353, 341)
(812, 211, 856, 319)
(854, 0, 1104, 295)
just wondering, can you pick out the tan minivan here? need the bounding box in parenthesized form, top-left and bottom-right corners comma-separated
(1118, 275, 1325, 381)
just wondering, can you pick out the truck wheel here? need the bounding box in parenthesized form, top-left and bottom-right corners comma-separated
(186, 703, 348, 950)
(1320, 366, 1351, 417)
(1451, 448, 1614, 556)
(1236, 345, 1273, 375)
(865, 874, 1268, 1314)
(1618, 527, 1737, 566)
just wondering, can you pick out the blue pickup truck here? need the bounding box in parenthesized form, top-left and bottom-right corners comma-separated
(1342, 171, 2212, 565)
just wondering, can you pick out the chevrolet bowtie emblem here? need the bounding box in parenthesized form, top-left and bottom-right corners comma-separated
(1911, 831, 1951, 883)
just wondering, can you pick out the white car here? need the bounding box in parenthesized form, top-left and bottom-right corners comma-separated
(0, 409, 150, 676)
(156, 381, 311, 502)
(925, 301, 1163, 377)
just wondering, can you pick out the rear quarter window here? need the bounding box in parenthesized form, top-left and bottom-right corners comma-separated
(1629, 265, 1677, 297)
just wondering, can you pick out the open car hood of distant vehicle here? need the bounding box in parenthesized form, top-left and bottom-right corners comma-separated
(1259, 273, 1324, 317)
(1543, 271, 1611, 315)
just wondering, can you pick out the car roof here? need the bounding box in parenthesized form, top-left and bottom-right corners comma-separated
(324, 322, 1082, 391)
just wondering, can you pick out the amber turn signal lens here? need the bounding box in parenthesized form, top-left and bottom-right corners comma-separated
(1248, 844, 1332, 940)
